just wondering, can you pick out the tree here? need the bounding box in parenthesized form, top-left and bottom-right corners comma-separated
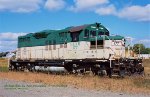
(144, 48, 150, 54)
(133, 44, 150, 54)
(0, 52, 9, 57)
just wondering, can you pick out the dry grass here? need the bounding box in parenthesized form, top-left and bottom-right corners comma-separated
(0, 58, 8, 67)
(0, 58, 8, 72)
(0, 72, 150, 94)
(0, 58, 150, 94)
(143, 59, 150, 76)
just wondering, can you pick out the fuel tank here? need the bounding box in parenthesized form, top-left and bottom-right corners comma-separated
(34, 66, 67, 73)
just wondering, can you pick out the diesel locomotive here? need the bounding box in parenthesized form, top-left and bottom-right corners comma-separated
(9, 23, 144, 77)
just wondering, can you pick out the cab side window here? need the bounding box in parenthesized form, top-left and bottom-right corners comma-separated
(90, 31, 96, 37)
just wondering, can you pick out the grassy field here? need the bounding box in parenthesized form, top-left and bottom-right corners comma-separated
(0, 58, 150, 94)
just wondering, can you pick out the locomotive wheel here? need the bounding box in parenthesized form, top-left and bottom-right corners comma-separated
(107, 68, 112, 78)
(98, 70, 106, 77)
(9, 64, 14, 71)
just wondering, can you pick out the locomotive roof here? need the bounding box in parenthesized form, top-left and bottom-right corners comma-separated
(18, 23, 124, 48)
(20, 23, 105, 37)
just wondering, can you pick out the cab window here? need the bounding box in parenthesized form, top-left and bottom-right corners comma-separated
(98, 31, 104, 36)
(90, 31, 96, 37)
(105, 31, 109, 36)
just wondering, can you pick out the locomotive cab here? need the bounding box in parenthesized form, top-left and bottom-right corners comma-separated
(66, 23, 125, 60)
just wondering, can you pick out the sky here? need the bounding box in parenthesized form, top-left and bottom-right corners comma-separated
(0, 0, 150, 52)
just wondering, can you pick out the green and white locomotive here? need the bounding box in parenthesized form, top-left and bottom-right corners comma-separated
(9, 23, 144, 77)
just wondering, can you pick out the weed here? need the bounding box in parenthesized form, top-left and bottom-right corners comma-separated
(0, 66, 9, 72)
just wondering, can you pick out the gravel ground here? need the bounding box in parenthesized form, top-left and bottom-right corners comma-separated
(0, 79, 149, 97)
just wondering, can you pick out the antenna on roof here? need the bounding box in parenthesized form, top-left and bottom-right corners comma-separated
(95, 22, 100, 28)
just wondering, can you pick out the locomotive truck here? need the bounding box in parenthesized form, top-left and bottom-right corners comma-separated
(9, 23, 144, 77)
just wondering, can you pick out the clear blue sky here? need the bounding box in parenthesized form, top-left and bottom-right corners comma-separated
(0, 0, 150, 52)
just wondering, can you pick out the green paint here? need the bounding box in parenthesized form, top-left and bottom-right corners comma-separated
(18, 23, 124, 48)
